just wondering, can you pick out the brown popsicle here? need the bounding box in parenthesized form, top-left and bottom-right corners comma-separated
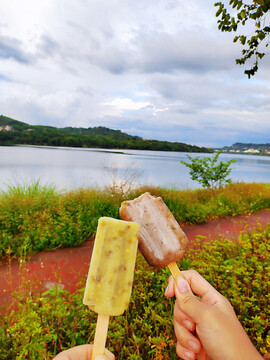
(119, 192, 188, 278)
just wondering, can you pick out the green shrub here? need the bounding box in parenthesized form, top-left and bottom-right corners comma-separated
(0, 226, 269, 358)
(181, 152, 237, 190)
(0, 186, 121, 258)
(0, 182, 269, 258)
(150, 183, 270, 224)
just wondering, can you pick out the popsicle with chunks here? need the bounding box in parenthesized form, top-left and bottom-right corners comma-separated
(119, 192, 188, 278)
(83, 217, 140, 359)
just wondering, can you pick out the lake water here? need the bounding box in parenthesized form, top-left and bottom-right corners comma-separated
(0, 145, 269, 191)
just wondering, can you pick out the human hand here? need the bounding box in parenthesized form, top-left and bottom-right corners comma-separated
(53, 344, 115, 360)
(165, 270, 263, 360)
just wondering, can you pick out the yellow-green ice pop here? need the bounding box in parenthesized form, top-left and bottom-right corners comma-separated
(83, 217, 140, 359)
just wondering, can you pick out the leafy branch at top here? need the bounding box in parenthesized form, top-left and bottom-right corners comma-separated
(215, 0, 270, 77)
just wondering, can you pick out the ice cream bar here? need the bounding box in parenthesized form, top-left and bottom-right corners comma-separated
(83, 217, 140, 316)
(119, 192, 188, 270)
(83, 217, 140, 359)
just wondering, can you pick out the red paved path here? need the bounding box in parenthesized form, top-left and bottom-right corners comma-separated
(0, 209, 269, 313)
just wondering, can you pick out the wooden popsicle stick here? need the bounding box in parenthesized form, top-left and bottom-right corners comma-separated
(91, 313, 110, 360)
(167, 261, 181, 279)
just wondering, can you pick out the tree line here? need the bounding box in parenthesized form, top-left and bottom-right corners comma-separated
(0, 115, 211, 153)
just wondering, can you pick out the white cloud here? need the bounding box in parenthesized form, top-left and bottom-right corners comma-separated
(106, 98, 152, 112)
(153, 106, 169, 116)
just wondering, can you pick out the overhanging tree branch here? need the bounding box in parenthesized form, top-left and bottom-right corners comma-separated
(215, 0, 270, 77)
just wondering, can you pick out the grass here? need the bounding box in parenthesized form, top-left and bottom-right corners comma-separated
(0, 225, 269, 359)
(0, 181, 269, 259)
(1, 179, 58, 197)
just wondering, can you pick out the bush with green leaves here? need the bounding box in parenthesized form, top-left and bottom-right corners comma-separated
(181, 152, 237, 190)
(0, 181, 269, 258)
(0, 225, 269, 359)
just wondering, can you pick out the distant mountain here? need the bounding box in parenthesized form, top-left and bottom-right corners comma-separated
(0, 115, 211, 153)
(218, 142, 270, 155)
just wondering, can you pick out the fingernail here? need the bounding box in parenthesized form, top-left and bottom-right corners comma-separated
(183, 319, 194, 331)
(188, 340, 199, 352)
(177, 277, 189, 294)
(183, 350, 194, 359)
(165, 284, 169, 295)
(94, 356, 107, 360)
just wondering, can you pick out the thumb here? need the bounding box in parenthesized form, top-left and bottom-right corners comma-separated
(175, 276, 207, 322)
(94, 356, 108, 360)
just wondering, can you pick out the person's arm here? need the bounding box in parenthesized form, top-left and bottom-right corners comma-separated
(165, 270, 263, 360)
(53, 344, 115, 360)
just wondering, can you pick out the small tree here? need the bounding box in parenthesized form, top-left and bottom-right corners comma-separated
(181, 152, 237, 190)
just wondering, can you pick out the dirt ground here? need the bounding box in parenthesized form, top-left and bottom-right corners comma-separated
(0, 209, 269, 313)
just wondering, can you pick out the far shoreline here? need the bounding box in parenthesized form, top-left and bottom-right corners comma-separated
(1, 143, 269, 157)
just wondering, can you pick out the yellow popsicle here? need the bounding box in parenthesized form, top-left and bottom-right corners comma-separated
(83, 217, 140, 316)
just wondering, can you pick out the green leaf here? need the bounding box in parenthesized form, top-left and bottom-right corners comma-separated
(240, 35, 247, 45)
(240, 9, 246, 18)
(216, 7, 223, 17)
(257, 32, 266, 40)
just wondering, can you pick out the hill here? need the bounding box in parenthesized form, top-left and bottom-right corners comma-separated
(218, 142, 270, 156)
(0, 115, 211, 153)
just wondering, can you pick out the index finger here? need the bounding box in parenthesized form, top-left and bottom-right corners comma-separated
(178, 270, 224, 307)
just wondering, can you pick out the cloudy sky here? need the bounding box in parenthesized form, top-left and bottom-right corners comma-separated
(1, 0, 270, 147)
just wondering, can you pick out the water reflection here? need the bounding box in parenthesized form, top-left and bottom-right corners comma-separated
(0, 145, 269, 191)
